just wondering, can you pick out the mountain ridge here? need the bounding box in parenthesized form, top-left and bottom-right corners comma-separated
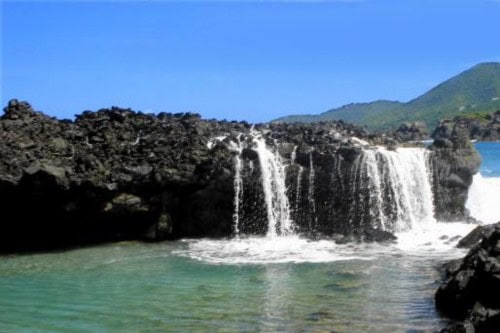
(273, 62, 500, 130)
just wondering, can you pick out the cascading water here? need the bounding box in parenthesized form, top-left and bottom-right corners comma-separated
(191, 139, 483, 265)
(308, 151, 318, 230)
(251, 130, 294, 237)
(291, 145, 304, 221)
(363, 149, 387, 230)
(359, 147, 436, 232)
(295, 166, 304, 218)
(230, 136, 244, 236)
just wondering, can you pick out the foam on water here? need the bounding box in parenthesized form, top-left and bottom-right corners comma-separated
(176, 237, 369, 264)
(177, 220, 475, 265)
(466, 173, 500, 224)
(393, 221, 476, 255)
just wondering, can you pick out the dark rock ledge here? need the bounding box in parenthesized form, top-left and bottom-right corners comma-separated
(0, 99, 481, 253)
(436, 222, 500, 333)
(0, 99, 387, 252)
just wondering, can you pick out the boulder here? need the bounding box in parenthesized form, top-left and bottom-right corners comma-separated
(436, 222, 500, 332)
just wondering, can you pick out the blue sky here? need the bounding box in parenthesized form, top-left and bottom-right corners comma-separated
(2, 0, 499, 122)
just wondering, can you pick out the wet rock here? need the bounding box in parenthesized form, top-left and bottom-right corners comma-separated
(104, 193, 149, 213)
(144, 213, 173, 240)
(428, 123, 482, 221)
(362, 228, 397, 243)
(436, 222, 500, 332)
(457, 223, 499, 249)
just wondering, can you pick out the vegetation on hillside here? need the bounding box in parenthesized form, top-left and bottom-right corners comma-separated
(274, 62, 500, 130)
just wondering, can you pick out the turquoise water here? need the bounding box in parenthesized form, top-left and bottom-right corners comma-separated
(475, 142, 500, 177)
(0, 240, 463, 333)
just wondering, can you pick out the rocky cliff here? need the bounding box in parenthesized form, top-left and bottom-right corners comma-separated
(0, 100, 481, 252)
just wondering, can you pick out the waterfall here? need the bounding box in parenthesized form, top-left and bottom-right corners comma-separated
(308, 152, 318, 230)
(290, 146, 297, 165)
(361, 147, 435, 232)
(230, 132, 437, 238)
(291, 145, 303, 221)
(363, 149, 387, 230)
(251, 130, 294, 237)
(295, 166, 304, 220)
(230, 136, 244, 236)
(348, 153, 364, 228)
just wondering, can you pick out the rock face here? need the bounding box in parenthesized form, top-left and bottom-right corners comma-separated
(0, 100, 481, 252)
(436, 222, 500, 333)
(428, 121, 482, 221)
(393, 121, 429, 142)
(432, 111, 500, 142)
(0, 100, 240, 252)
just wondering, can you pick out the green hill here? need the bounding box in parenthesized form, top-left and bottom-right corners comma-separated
(274, 62, 500, 130)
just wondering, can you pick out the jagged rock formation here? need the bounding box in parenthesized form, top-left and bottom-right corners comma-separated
(0, 100, 241, 251)
(0, 100, 481, 252)
(436, 222, 500, 333)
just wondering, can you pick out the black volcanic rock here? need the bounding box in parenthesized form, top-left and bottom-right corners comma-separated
(0, 100, 482, 252)
(436, 222, 500, 333)
(428, 121, 482, 222)
(0, 101, 240, 252)
(393, 121, 429, 142)
(0, 100, 380, 252)
(433, 111, 500, 142)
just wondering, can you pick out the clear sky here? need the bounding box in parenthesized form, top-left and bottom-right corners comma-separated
(2, 0, 499, 123)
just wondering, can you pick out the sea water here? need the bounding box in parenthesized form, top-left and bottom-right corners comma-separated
(0, 143, 499, 332)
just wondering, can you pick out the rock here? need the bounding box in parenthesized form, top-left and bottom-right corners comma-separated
(432, 111, 500, 142)
(436, 222, 500, 332)
(22, 164, 70, 190)
(457, 223, 498, 248)
(362, 228, 397, 243)
(0, 99, 481, 252)
(144, 213, 173, 240)
(428, 125, 481, 221)
(104, 193, 149, 213)
(393, 121, 429, 142)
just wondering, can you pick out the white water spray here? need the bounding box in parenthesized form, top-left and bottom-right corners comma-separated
(251, 130, 294, 237)
(363, 149, 387, 230)
(361, 147, 435, 232)
(308, 152, 318, 230)
(230, 136, 244, 236)
(466, 173, 500, 224)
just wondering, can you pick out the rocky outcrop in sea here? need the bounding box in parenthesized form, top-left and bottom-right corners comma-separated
(0, 100, 481, 252)
(436, 222, 500, 333)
